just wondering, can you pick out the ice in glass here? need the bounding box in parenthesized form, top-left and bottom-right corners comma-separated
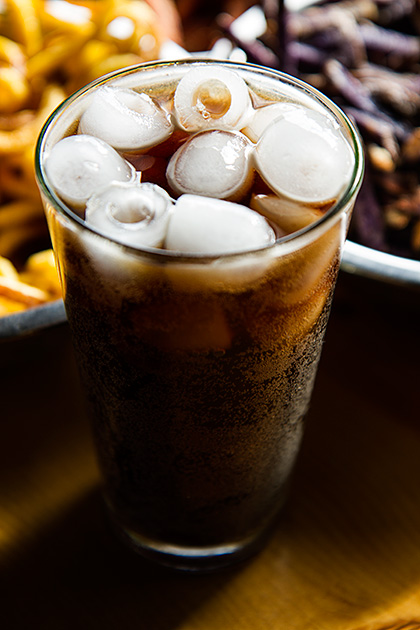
(35, 60, 364, 571)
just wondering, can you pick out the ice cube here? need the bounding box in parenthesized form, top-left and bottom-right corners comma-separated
(255, 108, 354, 203)
(165, 194, 275, 255)
(85, 181, 173, 248)
(44, 134, 136, 210)
(250, 194, 325, 235)
(78, 86, 174, 151)
(166, 130, 253, 201)
(173, 65, 251, 132)
(242, 102, 302, 143)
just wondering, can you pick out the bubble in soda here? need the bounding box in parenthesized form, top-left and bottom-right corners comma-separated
(255, 108, 354, 203)
(166, 130, 253, 200)
(85, 181, 173, 248)
(165, 194, 276, 255)
(173, 66, 251, 132)
(78, 86, 174, 151)
(44, 134, 136, 210)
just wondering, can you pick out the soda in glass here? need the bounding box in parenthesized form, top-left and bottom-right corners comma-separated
(35, 60, 364, 571)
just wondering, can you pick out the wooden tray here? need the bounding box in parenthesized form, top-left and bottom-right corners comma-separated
(1, 272, 419, 630)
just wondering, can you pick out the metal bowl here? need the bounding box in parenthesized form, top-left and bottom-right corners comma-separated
(2, 238, 420, 341)
(342, 240, 420, 289)
(0, 300, 66, 341)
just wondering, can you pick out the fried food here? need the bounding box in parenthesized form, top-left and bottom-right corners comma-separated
(0, 0, 182, 317)
(0, 251, 61, 314)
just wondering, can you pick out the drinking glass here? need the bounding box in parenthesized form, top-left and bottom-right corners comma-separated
(35, 60, 364, 571)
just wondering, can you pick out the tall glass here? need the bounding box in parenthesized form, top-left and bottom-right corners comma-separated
(35, 60, 364, 571)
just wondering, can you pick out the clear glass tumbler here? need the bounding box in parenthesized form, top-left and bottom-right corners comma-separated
(35, 60, 364, 571)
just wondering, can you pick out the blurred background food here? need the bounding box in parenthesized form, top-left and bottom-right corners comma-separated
(1, 0, 420, 317)
(0, 0, 182, 315)
(180, 0, 420, 262)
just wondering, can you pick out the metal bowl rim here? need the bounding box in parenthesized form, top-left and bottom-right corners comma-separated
(2, 240, 419, 340)
(342, 240, 420, 288)
(0, 300, 66, 340)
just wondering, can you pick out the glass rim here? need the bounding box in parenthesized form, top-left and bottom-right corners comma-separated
(35, 58, 365, 264)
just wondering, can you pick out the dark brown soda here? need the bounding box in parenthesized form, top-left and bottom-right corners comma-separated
(57, 218, 340, 551)
(44, 68, 348, 559)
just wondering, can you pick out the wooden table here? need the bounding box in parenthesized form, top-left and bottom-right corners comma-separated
(1, 270, 420, 630)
